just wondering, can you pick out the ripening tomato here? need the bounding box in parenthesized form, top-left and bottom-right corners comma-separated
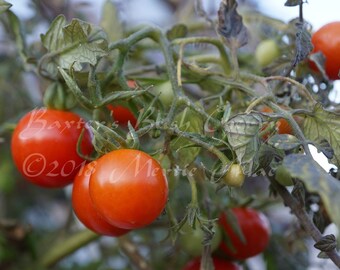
(310, 22, 340, 80)
(72, 162, 130, 236)
(182, 257, 240, 270)
(179, 219, 222, 256)
(89, 149, 168, 230)
(261, 106, 292, 139)
(219, 208, 271, 260)
(11, 108, 93, 188)
(223, 164, 245, 187)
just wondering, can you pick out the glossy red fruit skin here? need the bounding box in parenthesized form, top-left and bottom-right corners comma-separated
(89, 149, 168, 230)
(310, 21, 340, 80)
(107, 104, 138, 128)
(72, 162, 129, 237)
(219, 208, 271, 260)
(11, 108, 93, 188)
(182, 257, 240, 270)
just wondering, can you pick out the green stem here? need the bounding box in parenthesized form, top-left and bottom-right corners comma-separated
(172, 36, 231, 75)
(39, 230, 99, 268)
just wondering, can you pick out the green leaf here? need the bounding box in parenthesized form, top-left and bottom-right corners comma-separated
(217, 0, 248, 48)
(283, 154, 340, 230)
(41, 15, 108, 77)
(268, 134, 301, 151)
(100, 0, 123, 42)
(0, 0, 11, 15)
(166, 24, 188, 41)
(170, 108, 203, 168)
(224, 112, 262, 175)
(303, 104, 340, 167)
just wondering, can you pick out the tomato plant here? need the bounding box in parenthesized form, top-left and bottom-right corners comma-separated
(310, 21, 340, 80)
(11, 108, 93, 188)
(72, 161, 129, 236)
(182, 257, 240, 270)
(89, 149, 168, 229)
(223, 163, 245, 187)
(218, 208, 271, 260)
(178, 219, 222, 256)
(255, 39, 280, 67)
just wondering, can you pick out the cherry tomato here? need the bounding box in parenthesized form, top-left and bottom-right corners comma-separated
(72, 162, 130, 236)
(179, 220, 222, 256)
(107, 80, 138, 128)
(151, 81, 174, 108)
(223, 164, 245, 187)
(219, 208, 271, 260)
(255, 39, 280, 67)
(310, 22, 340, 80)
(182, 257, 240, 270)
(107, 105, 138, 128)
(261, 106, 292, 139)
(89, 149, 168, 229)
(11, 108, 93, 188)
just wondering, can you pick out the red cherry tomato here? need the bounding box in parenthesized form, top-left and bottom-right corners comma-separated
(11, 108, 93, 188)
(182, 257, 240, 270)
(107, 80, 138, 128)
(89, 149, 168, 229)
(310, 21, 340, 80)
(219, 208, 271, 260)
(261, 106, 292, 140)
(72, 162, 129, 236)
(107, 105, 138, 128)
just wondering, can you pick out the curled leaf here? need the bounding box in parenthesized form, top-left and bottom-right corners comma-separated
(217, 0, 248, 49)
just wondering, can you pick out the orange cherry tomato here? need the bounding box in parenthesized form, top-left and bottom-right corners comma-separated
(310, 22, 340, 80)
(261, 106, 292, 139)
(89, 149, 168, 230)
(72, 162, 129, 236)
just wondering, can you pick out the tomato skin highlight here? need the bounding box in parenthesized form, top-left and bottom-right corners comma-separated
(72, 162, 130, 236)
(218, 208, 271, 260)
(11, 108, 93, 188)
(310, 21, 340, 80)
(89, 149, 168, 230)
(182, 257, 240, 270)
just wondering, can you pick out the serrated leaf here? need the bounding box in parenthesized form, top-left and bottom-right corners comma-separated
(303, 104, 340, 167)
(268, 134, 301, 151)
(100, 0, 123, 42)
(166, 24, 188, 41)
(284, 0, 302, 7)
(283, 154, 340, 230)
(41, 15, 108, 77)
(224, 113, 262, 175)
(170, 108, 203, 168)
(217, 0, 248, 49)
(0, 0, 11, 14)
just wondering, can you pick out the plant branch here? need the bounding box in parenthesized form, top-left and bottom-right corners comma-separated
(270, 179, 340, 268)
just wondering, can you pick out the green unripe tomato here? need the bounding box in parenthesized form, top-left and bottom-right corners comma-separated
(152, 81, 174, 108)
(223, 164, 245, 187)
(255, 39, 280, 67)
(179, 220, 222, 256)
(275, 165, 293, 186)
